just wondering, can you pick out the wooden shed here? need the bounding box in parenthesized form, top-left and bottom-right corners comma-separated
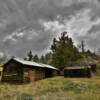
(64, 66, 91, 78)
(1, 58, 58, 83)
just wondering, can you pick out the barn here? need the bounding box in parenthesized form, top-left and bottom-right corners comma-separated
(64, 66, 91, 78)
(1, 58, 58, 83)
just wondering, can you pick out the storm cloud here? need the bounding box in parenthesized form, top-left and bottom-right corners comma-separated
(0, 0, 100, 57)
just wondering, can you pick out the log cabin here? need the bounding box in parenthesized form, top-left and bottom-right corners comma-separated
(64, 66, 91, 78)
(1, 58, 58, 83)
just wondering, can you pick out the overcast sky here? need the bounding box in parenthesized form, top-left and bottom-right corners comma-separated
(0, 0, 100, 58)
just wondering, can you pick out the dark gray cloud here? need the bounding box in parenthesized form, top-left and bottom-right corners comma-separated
(0, 0, 100, 57)
(88, 24, 100, 34)
(98, 0, 100, 2)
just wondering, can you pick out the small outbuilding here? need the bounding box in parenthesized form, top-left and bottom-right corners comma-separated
(1, 58, 58, 83)
(64, 66, 91, 78)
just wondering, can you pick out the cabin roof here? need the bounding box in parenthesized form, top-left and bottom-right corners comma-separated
(64, 66, 91, 70)
(39, 63, 58, 70)
(4, 58, 58, 70)
(14, 58, 42, 67)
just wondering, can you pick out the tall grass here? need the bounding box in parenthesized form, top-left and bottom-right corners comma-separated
(0, 77, 100, 100)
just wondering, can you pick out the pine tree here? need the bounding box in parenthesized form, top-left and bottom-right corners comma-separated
(27, 50, 33, 61)
(33, 54, 39, 62)
(45, 52, 52, 64)
(51, 32, 80, 69)
(40, 55, 46, 63)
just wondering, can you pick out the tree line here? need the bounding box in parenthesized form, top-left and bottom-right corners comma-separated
(24, 31, 97, 69)
(0, 31, 98, 69)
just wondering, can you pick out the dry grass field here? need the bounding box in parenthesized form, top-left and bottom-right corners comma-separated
(0, 76, 100, 100)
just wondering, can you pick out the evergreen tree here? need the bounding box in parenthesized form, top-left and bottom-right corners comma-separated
(51, 32, 80, 69)
(27, 50, 33, 61)
(33, 54, 39, 62)
(40, 55, 46, 63)
(45, 52, 52, 64)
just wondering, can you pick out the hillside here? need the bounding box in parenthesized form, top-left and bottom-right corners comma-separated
(0, 77, 100, 100)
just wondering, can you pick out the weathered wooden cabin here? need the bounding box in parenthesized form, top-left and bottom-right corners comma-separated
(1, 58, 58, 83)
(64, 66, 91, 78)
